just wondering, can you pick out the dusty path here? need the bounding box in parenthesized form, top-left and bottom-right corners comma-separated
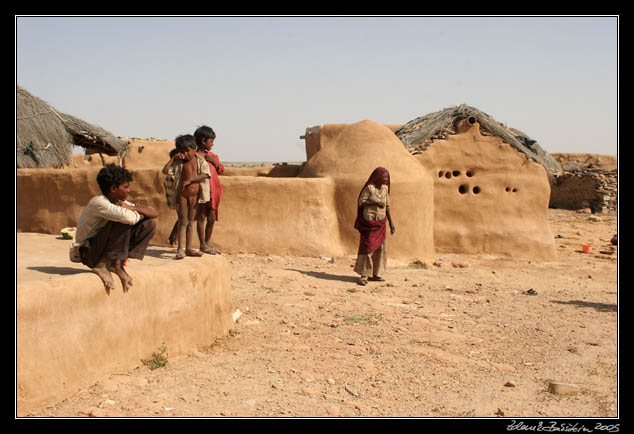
(26, 209, 618, 418)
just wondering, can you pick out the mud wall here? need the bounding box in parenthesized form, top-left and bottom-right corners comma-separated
(16, 165, 427, 261)
(17, 238, 232, 416)
(413, 121, 556, 260)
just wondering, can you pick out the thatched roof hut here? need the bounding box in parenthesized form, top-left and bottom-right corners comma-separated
(395, 104, 562, 177)
(16, 87, 129, 168)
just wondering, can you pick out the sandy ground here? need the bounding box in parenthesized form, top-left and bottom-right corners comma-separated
(24, 208, 618, 419)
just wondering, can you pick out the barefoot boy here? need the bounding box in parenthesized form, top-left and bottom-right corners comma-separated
(74, 163, 158, 294)
(163, 134, 210, 259)
(194, 125, 224, 254)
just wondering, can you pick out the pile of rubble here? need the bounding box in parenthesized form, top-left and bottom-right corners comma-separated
(549, 162, 618, 213)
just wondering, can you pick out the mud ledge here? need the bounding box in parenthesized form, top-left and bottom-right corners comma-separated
(16, 233, 232, 416)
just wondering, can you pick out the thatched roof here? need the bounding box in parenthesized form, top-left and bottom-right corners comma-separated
(16, 87, 129, 168)
(395, 104, 562, 176)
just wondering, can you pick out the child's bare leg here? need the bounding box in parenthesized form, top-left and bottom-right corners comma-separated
(204, 210, 220, 254)
(91, 260, 115, 295)
(197, 203, 215, 254)
(175, 202, 187, 259)
(168, 219, 179, 247)
(109, 259, 133, 293)
(186, 200, 202, 256)
(196, 203, 208, 251)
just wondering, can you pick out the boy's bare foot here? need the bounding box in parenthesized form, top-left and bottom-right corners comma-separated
(109, 259, 133, 293)
(175, 249, 186, 260)
(91, 261, 115, 295)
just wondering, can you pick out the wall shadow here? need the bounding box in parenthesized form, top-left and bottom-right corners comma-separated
(552, 300, 617, 313)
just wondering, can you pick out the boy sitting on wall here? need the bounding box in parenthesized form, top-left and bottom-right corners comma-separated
(73, 164, 158, 294)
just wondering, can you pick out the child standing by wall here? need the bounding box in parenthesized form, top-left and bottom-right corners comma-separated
(163, 146, 184, 247)
(194, 125, 224, 255)
(162, 134, 210, 259)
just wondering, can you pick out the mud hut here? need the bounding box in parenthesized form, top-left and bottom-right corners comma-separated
(299, 120, 436, 261)
(16, 87, 129, 168)
(395, 104, 558, 260)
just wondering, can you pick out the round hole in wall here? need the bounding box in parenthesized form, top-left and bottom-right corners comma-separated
(445, 172, 452, 179)
(473, 186, 481, 194)
(505, 187, 511, 192)
(466, 170, 474, 177)
(459, 184, 468, 194)
(512, 188, 518, 193)
(452, 170, 461, 177)
(438, 170, 444, 178)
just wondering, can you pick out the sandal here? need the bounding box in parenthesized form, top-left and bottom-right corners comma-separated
(357, 277, 368, 286)
(186, 249, 203, 257)
(201, 246, 220, 255)
(175, 250, 185, 260)
(369, 276, 385, 282)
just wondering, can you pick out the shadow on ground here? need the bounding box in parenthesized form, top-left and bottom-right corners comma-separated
(287, 268, 358, 284)
(552, 300, 617, 313)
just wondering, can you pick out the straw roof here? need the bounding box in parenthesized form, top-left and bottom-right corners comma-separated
(16, 87, 129, 168)
(395, 104, 562, 176)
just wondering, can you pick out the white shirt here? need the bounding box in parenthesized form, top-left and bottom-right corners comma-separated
(75, 195, 142, 245)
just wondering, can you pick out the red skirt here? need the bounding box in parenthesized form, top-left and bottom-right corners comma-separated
(354, 213, 386, 255)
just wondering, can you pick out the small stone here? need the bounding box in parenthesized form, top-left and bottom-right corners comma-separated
(548, 382, 581, 395)
(99, 399, 116, 407)
(504, 381, 516, 387)
(232, 309, 243, 322)
(326, 405, 340, 416)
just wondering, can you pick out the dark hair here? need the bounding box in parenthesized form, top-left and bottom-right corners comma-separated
(194, 125, 216, 145)
(175, 134, 196, 150)
(96, 163, 133, 195)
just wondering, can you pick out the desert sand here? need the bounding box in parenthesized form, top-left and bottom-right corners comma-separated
(22, 207, 617, 418)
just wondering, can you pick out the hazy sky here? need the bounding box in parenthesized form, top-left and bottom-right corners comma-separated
(16, 15, 618, 162)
